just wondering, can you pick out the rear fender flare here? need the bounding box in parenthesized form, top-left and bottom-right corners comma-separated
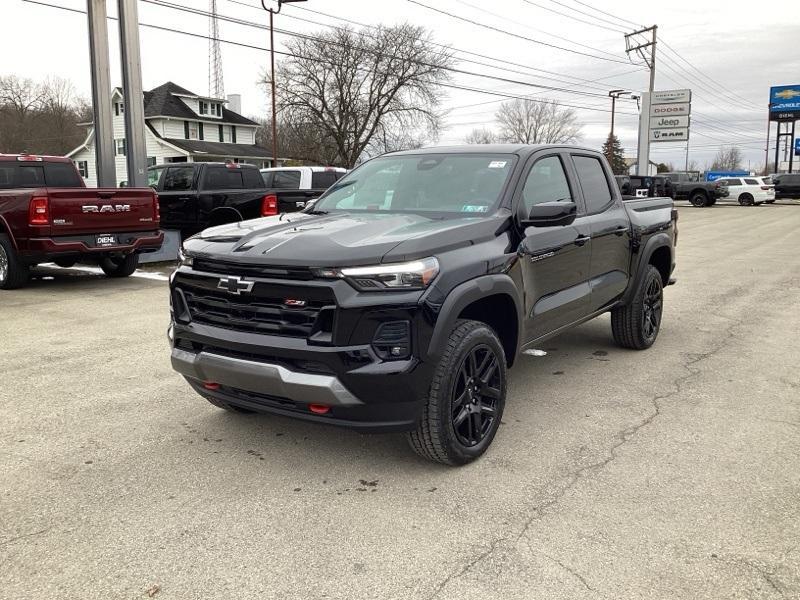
(623, 233, 672, 304)
(425, 274, 523, 363)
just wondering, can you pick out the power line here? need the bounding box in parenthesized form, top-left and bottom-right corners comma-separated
(406, 0, 637, 65)
(221, 0, 645, 94)
(563, 0, 643, 29)
(541, 0, 634, 32)
(143, 0, 626, 101)
(519, 0, 627, 34)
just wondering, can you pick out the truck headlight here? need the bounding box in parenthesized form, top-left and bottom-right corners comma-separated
(178, 246, 193, 268)
(314, 257, 439, 291)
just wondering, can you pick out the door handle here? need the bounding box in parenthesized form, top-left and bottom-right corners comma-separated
(574, 235, 591, 247)
(613, 226, 628, 236)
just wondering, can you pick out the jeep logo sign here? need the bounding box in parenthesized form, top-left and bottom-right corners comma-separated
(650, 115, 690, 129)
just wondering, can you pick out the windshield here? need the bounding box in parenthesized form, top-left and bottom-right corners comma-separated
(312, 154, 517, 217)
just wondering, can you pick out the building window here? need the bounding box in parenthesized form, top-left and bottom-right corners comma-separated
(147, 156, 157, 168)
(215, 103, 222, 117)
(114, 102, 125, 116)
(115, 139, 127, 156)
(189, 123, 198, 139)
(218, 124, 224, 142)
(75, 160, 89, 178)
(231, 126, 237, 144)
(184, 121, 190, 139)
(198, 122, 204, 141)
(199, 101, 208, 115)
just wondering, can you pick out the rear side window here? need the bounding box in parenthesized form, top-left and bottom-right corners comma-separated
(203, 168, 244, 190)
(311, 171, 340, 189)
(44, 162, 82, 187)
(272, 170, 302, 189)
(726, 178, 742, 186)
(744, 178, 759, 185)
(242, 168, 266, 189)
(163, 166, 195, 192)
(572, 155, 613, 213)
(261, 171, 274, 187)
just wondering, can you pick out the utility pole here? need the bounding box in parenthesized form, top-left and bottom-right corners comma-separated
(86, 0, 115, 187)
(625, 25, 657, 176)
(608, 89, 624, 138)
(118, 0, 148, 188)
(261, 0, 307, 168)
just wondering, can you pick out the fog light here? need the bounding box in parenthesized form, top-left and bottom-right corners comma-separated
(372, 321, 411, 360)
(309, 404, 330, 415)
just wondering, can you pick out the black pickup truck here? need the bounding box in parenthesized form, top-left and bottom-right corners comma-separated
(661, 171, 728, 207)
(148, 162, 269, 235)
(169, 145, 677, 465)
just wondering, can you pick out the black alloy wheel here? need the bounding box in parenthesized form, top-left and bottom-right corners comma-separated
(451, 344, 501, 447)
(642, 275, 663, 343)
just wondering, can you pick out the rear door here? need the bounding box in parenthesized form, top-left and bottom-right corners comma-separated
(517, 152, 592, 341)
(570, 153, 632, 311)
(723, 178, 743, 201)
(156, 165, 199, 230)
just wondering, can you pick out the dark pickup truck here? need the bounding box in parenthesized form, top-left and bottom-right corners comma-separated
(148, 162, 270, 235)
(169, 145, 677, 465)
(0, 154, 163, 290)
(661, 171, 728, 207)
(773, 173, 800, 199)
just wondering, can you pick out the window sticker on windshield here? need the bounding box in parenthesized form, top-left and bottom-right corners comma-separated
(488, 161, 507, 169)
(462, 205, 488, 213)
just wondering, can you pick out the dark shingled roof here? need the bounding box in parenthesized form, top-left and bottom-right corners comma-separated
(160, 137, 274, 159)
(143, 82, 258, 126)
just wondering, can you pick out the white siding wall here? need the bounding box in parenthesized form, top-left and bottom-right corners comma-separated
(159, 118, 186, 139)
(236, 127, 256, 145)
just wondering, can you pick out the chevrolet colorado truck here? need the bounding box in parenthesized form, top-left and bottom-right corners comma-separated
(169, 145, 677, 465)
(259, 166, 348, 214)
(661, 171, 728, 207)
(0, 154, 163, 290)
(148, 162, 269, 236)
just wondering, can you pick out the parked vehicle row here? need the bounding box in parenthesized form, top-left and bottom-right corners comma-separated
(0, 154, 163, 290)
(169, 144, 677, 465)
(774, 173, 800, 199)
(661, 172, 728, 207)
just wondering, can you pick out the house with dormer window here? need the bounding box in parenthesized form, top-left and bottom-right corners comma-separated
(67, 82, 276, 186)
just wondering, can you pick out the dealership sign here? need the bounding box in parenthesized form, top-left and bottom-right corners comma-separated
(769, 85, 800, 121)
(652, 89, 691, 104)
(648, 90, 692, 143)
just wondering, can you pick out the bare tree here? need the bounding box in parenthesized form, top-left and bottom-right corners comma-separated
(496, 99, 582, 144)
(0, 74, 88, 155)
(711, 145, 744, 171)
(263, 24, 451, 168)
(464, 127, 497, 144)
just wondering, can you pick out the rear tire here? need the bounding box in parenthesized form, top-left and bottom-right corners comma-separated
(611, 265, 664, 350)
(0, 233, 30, 290)
(407, 320, 507, 466)
(738, 194, 754, 206)
(689, 192, 708, 207)
(100, 253, 139, 278)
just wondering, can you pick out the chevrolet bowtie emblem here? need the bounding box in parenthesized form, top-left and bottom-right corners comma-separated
(217, 276, 255, 295)
(775, 89, 800, 100)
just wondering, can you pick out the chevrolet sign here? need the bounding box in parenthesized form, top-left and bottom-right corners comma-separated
(770, 85, 800, 121)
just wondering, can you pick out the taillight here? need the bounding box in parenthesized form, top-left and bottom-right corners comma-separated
(28, 196, 50, 225)
(261, 194, 278, 216)
(153, 192, 160, 224)
(761, 186, 770, 191)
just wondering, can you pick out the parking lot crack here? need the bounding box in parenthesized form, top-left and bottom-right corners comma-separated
(0, 527, 52, 548)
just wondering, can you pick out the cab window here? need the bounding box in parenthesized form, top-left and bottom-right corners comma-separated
(521, 156, 572, 216)
(572, 155, 613, 213)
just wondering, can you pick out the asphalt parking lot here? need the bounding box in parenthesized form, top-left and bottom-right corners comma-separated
(2, 202, 799, 600)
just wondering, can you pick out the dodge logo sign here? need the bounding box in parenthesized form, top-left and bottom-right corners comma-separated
(217, 276, 255, 295)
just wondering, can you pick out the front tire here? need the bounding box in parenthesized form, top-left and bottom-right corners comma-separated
(0, 233, 30, 290)
(407, 320, 507, 466)
(100, 253, 139, 278)
(611, 265, 664, 350)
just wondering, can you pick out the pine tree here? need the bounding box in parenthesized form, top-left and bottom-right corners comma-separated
(602, 133, 627, 175)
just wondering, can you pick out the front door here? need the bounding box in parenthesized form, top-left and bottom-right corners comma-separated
(517, 153, 592, 342)
(157, 165, 198, 230)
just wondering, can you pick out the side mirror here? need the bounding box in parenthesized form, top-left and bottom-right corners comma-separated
(521, 201, 577, 227)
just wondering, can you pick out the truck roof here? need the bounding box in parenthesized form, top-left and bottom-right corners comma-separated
(386, 144, 601, 157)
(148, 162, 259, 170)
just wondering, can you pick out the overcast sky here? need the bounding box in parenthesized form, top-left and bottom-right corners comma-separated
(4, 0, 800, 169)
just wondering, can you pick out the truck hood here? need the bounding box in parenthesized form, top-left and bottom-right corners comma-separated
(183, 211, 508, 267)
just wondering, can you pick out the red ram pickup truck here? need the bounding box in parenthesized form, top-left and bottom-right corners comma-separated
(0, 154, 163, 289)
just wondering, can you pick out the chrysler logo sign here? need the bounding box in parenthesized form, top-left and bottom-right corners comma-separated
(217, 276, 255, 295)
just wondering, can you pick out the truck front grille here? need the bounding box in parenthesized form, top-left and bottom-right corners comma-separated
(174, 273, 335, 338)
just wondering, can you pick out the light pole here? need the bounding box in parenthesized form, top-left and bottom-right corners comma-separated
(609, 89, 624, 138)
(261, 0, 306, 167)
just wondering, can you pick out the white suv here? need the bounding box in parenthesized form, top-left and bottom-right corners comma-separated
(715, 176, 775, 206)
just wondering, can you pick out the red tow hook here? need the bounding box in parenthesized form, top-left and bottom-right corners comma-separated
(203, 381, 221, 391)
(309, 404, 330, 415)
